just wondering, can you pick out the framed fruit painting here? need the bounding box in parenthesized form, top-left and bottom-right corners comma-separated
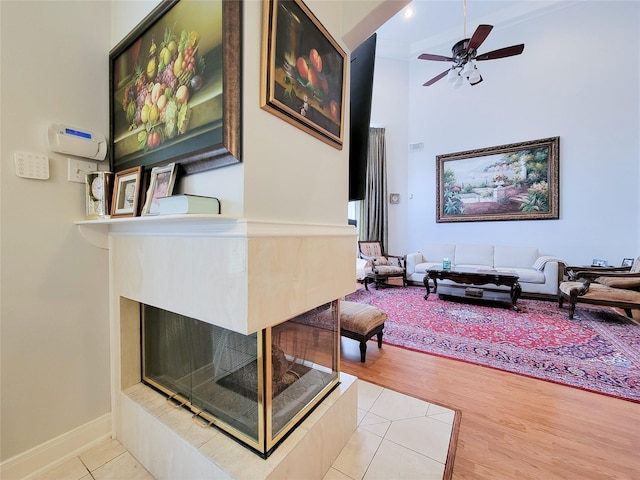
(109, 0, 241, 175)
(261, 0, 346, 149)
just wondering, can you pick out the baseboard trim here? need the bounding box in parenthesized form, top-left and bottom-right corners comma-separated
(0, 413, 112, 480)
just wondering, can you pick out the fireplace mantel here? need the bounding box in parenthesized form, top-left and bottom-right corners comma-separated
(103, 214, 356, 334)
(75, 214, 239, 249)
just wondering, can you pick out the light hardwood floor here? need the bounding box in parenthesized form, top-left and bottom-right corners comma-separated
(340, 324, 640, 480)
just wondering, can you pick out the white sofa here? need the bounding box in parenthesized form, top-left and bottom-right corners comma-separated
(406, 243, 564, 298)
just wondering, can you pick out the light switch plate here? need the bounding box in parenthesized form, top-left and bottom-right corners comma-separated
(68, 158, 98, 183)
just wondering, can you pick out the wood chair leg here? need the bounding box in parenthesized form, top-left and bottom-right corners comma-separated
(376, 331, 383, 348)
(359, 341, 367, 362)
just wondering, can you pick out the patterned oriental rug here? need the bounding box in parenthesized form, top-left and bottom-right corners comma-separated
(345, 286, 640, 403)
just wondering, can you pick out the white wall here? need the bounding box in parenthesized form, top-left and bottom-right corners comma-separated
(370, 56, 410, 254)
(242, 0, 349, 225)
(0, 0, 111, 462)
(375, 1, 639, 265)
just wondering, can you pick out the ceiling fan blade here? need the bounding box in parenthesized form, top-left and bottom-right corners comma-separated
(423, 70, 449, 87)
(475, 44, 525, 61)
(467, 24, 493, 52)
(418, 53, 454, 62)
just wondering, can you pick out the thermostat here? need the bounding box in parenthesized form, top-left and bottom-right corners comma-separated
(48, 123, 107, 161)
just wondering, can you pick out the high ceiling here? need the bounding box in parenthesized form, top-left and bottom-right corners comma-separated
(374, 0, 567, 60)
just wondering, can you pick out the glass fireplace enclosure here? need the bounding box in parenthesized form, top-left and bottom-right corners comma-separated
(141, 300, 340, 456)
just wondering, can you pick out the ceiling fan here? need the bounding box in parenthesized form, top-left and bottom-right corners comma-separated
(418, 0, 524, 87)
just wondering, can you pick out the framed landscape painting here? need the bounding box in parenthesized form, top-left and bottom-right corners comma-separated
(436, 137, 560, 223)
(109, 0, 241, 175)
(261, 0, 346, 149)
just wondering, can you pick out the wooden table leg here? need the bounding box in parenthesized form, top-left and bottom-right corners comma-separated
(424, 275, 438, 300)
(511, 280, 522, 311)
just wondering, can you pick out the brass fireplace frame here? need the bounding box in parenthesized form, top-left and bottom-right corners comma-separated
(141, 301, 341, 456)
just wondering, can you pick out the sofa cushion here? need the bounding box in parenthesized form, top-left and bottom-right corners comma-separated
(494, 245, 539, 269)
(506, 268, 545, 284)
(455, 264, 494, 271)
(455, 244, 494, 267)
(414, 262, 442, 274)
(420, 244, 456, 263)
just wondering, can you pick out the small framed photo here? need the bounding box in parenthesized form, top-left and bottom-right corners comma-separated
(622, 258, 635, 267)
(111, 166, 142, 217)
(591, 259, 608, 267)
(142, 163, 177, 216)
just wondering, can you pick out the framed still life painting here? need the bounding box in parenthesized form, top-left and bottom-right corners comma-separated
(261, 0, 346, 149)
(109, 0, 241, 175)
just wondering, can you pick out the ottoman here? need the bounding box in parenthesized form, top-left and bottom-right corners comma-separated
(340, 301, 387, 362)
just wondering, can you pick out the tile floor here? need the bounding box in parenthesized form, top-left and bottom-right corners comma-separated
(30, 381, 455, 480)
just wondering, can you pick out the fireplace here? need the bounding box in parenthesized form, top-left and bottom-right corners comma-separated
(141, 301, 340, 456)
(104, 217, 358, 478)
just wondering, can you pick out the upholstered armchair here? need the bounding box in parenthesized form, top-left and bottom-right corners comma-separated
(358, 241, 406, 290)
(559, 258, 640, 319)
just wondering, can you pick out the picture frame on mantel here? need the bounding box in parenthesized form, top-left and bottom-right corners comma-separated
(261, 0, 347, 149)
(142, 163, 177, 216)
(111, 166, 142, 217)
(436, 137, 560, 223)
(109, 0, 242, 176)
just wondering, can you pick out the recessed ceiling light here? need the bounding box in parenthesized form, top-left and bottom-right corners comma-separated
(403, 6, 415, 19)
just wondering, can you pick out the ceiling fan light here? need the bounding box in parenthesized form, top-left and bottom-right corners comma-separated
(447, 68, 459, 84)
(468, 67, 481, 84)
(452, 74, 463, 88)
(462, 61, 475, 77)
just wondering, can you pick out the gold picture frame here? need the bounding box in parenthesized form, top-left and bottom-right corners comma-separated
(261, 0, 346, 149)
(111, 166, 143, 217)
(436, 137, 560, 223)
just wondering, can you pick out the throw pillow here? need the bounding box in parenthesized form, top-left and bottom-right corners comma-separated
(372, 256, 389, 266)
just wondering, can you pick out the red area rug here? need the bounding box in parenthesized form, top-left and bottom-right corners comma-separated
(345, 286, 640, 402)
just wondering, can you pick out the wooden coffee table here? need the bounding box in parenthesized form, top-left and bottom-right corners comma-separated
(424, 268, 522, 311)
